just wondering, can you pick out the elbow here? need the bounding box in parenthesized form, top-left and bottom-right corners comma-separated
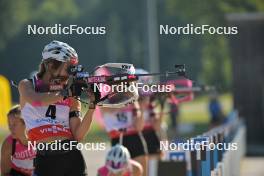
(73, 133, 84, 142)
(134, 165, 143, 176)
(18, 80, 43, 106)
(73, 131, 88, 142)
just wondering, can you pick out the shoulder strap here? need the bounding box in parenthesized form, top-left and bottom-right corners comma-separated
(11, 138, 16, 156)
(28, 78, 33, 83)
(28, 75, 37, 91)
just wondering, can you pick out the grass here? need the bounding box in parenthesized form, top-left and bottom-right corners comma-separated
(178, 93, 233, 124)
(159, 93, 233, 138)
(84, 121, 108, 142)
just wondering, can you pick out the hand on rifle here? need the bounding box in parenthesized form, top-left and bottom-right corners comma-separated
(87, 84, 101, 109)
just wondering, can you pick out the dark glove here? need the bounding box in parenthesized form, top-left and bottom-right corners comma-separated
(60, 82, 85, 99)
(70, 82, 84, 97)
(88, 84, 101, 108)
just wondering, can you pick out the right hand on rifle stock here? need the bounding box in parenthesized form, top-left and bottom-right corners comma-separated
(87, 83, 101, 109)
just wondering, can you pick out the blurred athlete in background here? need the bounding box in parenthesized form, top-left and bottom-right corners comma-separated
(97, 144, 143, 176)
(95, 67, 148, 176)
(1, 105, 36, 176)
(135, 69, 162, 160)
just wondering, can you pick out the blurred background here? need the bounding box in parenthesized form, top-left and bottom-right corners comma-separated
(0, 0, 264, 175)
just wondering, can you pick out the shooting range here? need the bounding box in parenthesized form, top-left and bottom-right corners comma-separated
(0, 1, 264, 176)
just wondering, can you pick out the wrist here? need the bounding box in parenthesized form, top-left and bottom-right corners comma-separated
(88, 103, 96, 109)
(59, 89, 69, 100)
(55, 91, 64, 100)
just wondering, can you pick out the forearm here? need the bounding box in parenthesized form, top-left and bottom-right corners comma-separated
(74, 109, 95, 141)
(1, 141, 12, 176)
(153, 116, 162, 131)
(1, 166, 11, 176)
(135, 119, 144, 131)
(19, 80, 64, 106)
(134, 113, 144, 131)
(31, 92, 63, 106)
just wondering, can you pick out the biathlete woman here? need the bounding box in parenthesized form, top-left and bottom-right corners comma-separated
(18, 40, 98, 176)
(95, 67, 148, 176)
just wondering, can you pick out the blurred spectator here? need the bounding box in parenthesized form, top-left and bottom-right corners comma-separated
(169, 103, 179, 130)
(208, 91, 224, 128)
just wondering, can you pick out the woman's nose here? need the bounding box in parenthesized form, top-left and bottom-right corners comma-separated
(61, 70, 69, 77)
(10, 126, 15, 132)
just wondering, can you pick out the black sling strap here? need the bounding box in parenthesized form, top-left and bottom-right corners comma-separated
(11, 138, 16, 156)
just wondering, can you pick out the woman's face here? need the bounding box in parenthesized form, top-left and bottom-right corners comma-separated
(8, 115, 25, 138)
(51, 61, 70, 84)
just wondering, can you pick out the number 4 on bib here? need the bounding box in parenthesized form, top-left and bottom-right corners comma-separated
(46, 105, 56, 119)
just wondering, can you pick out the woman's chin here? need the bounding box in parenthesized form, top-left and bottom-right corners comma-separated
(61, 79, 69, 85)
(11, 133, 17, 138)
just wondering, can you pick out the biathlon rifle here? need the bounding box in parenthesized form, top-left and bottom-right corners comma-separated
(11, 63, 186, 107)
(63, 63, 186, 97)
